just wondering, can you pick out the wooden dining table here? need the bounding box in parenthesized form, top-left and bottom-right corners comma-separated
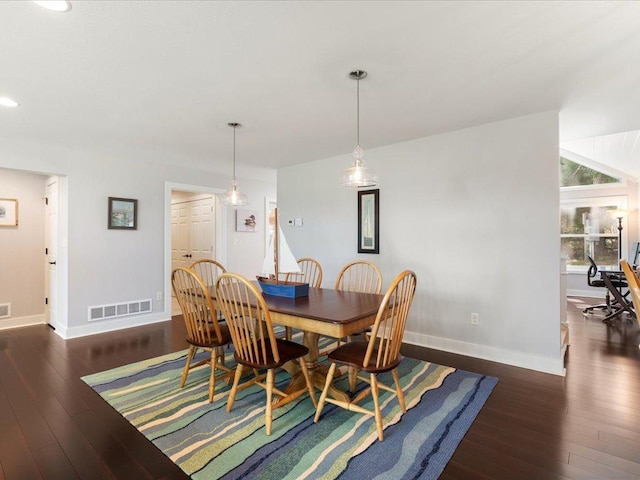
(208, 284, 384, 401)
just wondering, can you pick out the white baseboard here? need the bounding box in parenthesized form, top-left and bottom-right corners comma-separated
(55, 312, 171, 339)
(403, 330, 566, 376)
(567, 289, 604, 298)
(0, 314, 46, 331)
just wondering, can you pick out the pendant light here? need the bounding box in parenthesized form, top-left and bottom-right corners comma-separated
(341, 69, 377, 188)
(220, 122, 249, 206)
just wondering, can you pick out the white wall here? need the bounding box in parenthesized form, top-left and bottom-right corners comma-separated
(279, 111, 563, 374)
(0, 137, 276, 338)
(0, 168, 46, 326)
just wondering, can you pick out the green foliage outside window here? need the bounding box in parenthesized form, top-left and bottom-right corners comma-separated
(560, 157, 619, 187)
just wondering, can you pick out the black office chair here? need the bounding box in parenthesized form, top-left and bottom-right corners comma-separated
(583, 256, 627, 315)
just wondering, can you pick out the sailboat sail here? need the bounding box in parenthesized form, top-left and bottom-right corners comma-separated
(257, 208, 308, 297)
(261, 225, 301, 276)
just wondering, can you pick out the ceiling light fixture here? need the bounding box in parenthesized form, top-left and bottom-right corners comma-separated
(220, 122, 249, 206)
(33, 1, 72, 12)
(0, 97, 20, 108)
(341, 69, 377, 188)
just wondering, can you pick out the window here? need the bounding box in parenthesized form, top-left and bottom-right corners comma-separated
(560, 157, 620, 187)
(561, 203, 620, 267)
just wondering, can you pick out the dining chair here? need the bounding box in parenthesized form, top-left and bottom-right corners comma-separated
(335, 260, 382, 295)
(215, 272, 317, 435)
(283, 257, 323, 340)
(314, 269, 417, 442)
(285, 257, 323, 288)
(191, 259, 227, 288)
(334, 260, 383, 345)
(171, 267, 234, 403)
(191, 259, 227, 326)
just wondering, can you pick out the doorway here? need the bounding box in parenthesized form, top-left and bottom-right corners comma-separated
(164, 182, 227, 317)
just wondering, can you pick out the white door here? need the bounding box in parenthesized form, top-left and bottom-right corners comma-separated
(171, 203, 191, 270)
(189, 197, 215, 263)
(171, 195, 215, 270)
(45, 177, 58, 328)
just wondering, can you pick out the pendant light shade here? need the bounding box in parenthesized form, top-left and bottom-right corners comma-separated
(220, 122, 249, 206)
(341, 69, 377, 188)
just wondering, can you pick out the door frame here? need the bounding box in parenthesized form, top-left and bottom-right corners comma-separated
(164, 182, 227, 317)
(46, 174, 69, 334)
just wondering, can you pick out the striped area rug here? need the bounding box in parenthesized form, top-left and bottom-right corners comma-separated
(82, 339, 497, 480)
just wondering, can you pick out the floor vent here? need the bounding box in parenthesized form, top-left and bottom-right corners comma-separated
(0, 303, 10, 319)
(88, 299, 152, 322)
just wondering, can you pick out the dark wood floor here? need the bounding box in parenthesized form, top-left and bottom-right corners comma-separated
(1, 297, 639, 480)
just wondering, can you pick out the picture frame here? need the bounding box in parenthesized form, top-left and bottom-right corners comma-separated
(108, 197, 137, 230)
(0, 198, 18, 227)
(358, 189, 379, 254)
(236, 208, 258, 232)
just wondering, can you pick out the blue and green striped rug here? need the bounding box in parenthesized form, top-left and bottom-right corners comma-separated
(82, 340, 497, 479)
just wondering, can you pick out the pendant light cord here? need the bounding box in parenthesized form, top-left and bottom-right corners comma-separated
(356, 76, 360, 146)
(232, 125, 236, 180)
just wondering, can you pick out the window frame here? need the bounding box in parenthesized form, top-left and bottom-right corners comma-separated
(560, 195, 627, 273)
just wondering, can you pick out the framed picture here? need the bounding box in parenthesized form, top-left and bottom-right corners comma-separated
(358, 189, 379, 254)
(0, 198, 18, 227)
(108, 197, 137, 230)
(236, 208, 258, 232)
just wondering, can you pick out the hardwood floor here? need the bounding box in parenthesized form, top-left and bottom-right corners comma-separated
(0, 296, 638, 479)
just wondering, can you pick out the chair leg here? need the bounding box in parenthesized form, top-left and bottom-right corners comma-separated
(298, 357, 317, 407)
(314, 362, 337, 423)
(370, 373, 384, 441)
(226, 364, 244, 413)
(208, 349, 217, 403)
(391, 368, 406, 413)
(180, 345, 197, 388)
(285, 327, 293, 341)
(265, 369, 275, 435)
(348, 366, 358, 393)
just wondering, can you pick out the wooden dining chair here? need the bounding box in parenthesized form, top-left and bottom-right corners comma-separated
(285, 257, 323, 288)
(314, 270, 417, 441)
(334, 260, 383, 345)
(191, 259, 227, 326)
(335, 260, 382, 295)
(283, 257, 323, 339)
(191, 259, 226, 288)
(171, 267, 234, 403)
(215, 272, 317, 435)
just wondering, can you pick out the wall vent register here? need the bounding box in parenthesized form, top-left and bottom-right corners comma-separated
(88, 299, 152, 321)
(0, 303, 10, 319)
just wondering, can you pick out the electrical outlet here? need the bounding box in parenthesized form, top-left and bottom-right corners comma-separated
(157, 291, 163, 301)
(471, 313, 480, 325)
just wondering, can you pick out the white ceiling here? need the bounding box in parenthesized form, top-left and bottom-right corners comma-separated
(3, 1, 640, 177)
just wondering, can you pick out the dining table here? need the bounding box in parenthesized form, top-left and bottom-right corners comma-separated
(208, 284, 384, 402)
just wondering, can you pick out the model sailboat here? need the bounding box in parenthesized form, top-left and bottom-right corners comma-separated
(256, 208, 309, 298)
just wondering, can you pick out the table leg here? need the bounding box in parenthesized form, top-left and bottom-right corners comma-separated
(281, 330, 349, 402)
(601, 273, 635, 323)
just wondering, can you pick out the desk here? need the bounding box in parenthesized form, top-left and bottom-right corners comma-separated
(599, 269, 634, 323)
(209, 285, 384, 401)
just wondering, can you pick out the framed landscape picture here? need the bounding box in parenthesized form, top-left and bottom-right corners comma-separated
(0, 198, 18, 227)
(358, 189, 379, 254)
(108, 197, 137, 230)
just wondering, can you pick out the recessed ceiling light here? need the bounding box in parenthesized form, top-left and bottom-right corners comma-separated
(0, 97, 20, 108)
(33, 1, 72, 12)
